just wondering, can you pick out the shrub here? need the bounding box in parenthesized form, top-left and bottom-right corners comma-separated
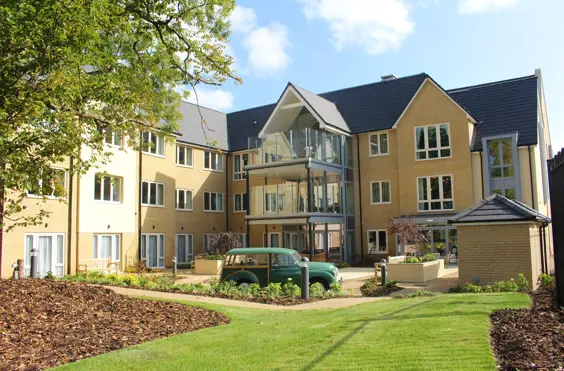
(405, 257, 420, 264)
(177, 263, 192, 270)
(266, 282, 282, 299)
(516, 274, 529, 291)
(420, 253, 439, 262)
(309, 282, 325, 298)
(449, 274, 528, 294)
(87, 271, 106, 280)
(124, 266, 137, 274)
(282, 279, 301, 299)
(209, 277, 220, 292)
(395, 291, 440, 299)
(538, 273, 554, 288)
(335, 262, 350, 269)
(384, 280, 398, 288)
(206, 255, 225, 261)
(329, 281, 343, 293)
(249, 283, 262, 297)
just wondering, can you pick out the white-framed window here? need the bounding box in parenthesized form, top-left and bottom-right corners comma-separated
(204, 191, 223, 212)
(233, 153, 248, 180)
(27, 168, 67, 198)
(176, 234, 193, 263)
(94, 174, 122, 203)
(142, 132, 165, 157)
(369, 132, 389, 156)
(204, 151, 223, 171)
(370, 181, 391, 204)
(484, 135, 520, 200)
(234, 193, 247, 212)
(175, 189, 193, 210)
(141, 180, 165, 207)
(92, 234, 120, 262)
(176, 145, 193, 167)
(367, 230, 388, 254)
(263, 232, 281, 247)
(415, 123, 451, 160)
(417, 175, 454, 211)
(265, 193, 284, 212)
(97, 126, 122, 147)
(24, 233, 64, 277)
(140, 233, 165, 268)
(238, 233, 247, 248)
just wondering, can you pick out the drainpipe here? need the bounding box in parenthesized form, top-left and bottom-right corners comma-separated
(539, 224, 545, 274)
(66, 157, 74, 275)
(528, 147, 536, 209)
(355, 134, 364, 263)
(479, 151, 484, 198)
(543, 224, 549, 274)
(0, 162, 5, 277)
(245, 168, 250, 248)
(138, 132, 143, 260)
(225, 152, 229, 231)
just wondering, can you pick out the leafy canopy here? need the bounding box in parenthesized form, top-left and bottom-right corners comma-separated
(0, 0, 238, 229)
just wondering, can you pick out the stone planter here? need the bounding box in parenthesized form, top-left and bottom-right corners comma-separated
(387, 259, 445, 283)
(194, 259, 223, 275)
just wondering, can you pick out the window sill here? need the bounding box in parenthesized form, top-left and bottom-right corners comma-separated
(233, 177, 247, 182)
(368, 153, 389, 158)
(417, 209, 455, 213)
(142, 152, 165, 159)
(414, 155, 452, 162)
(204, 209, 224, 213)
(370, 202, 392, 205)
(176, 164, 194, 169)
(105, 143, 123, 149)
(176, 208, 194, 212)
(93, 200, 122, 205)
(234, 210, 247, 213)
(141, 204, 165, 208)
(204, 168, 224, 173)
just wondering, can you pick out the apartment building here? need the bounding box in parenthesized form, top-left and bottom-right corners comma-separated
(0, 69, 553, 278)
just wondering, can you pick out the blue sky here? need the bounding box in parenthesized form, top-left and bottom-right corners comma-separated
(189, 0, 564, 150)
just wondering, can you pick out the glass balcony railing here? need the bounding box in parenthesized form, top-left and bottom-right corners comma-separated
(249, 182, 343, 217)
(248, 128, 342, 166)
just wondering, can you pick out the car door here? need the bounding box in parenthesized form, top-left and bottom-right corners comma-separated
(269, 253, 301, 284)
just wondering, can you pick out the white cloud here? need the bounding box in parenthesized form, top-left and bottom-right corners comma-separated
(458, 0, 519, 14)
(299, 0, 414, 54)
(183, 88, 234, 111)
(230, 6, 257, 33)
(243, 23, 292, 75)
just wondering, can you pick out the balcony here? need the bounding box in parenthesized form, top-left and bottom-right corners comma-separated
(247, 128, 343, 174)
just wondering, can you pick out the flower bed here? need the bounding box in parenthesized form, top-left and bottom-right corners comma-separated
(387, 258, 445, 283)
(60, 272, 349, 305)
(0, 279, 228, 370)
(360, 279, 403, 297)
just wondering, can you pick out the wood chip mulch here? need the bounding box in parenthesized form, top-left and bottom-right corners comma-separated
(490, 286, 564, 370)
(0, 279, 230, 371)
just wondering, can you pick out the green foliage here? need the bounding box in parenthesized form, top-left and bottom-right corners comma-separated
(309, 282, 325, 298)
(360, 278, 402, 297)
(405, 257, 421, 264)
(205, 255, 225, 261)
(448, 274, 529, 294)
(43, 271, 55, 280)
(177, 263, 192, 270)
(420, 254, 439, 262)
(395, 291, 441, 299)
(515, 274, 529, 291)
(248, 283, 262, 297)
(282, 279, 301, 299)
(0, 0, 239, 230)
(538, 273, 554, 288)
(384, 280, 398, 288)
(265, 283, 282, 299)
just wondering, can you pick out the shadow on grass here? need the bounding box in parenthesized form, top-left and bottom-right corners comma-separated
(300, 297, 439, 371)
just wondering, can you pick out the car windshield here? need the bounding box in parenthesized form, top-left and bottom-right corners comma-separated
(292, 252, 302, 264)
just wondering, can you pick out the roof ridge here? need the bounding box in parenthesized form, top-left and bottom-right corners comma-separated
(448, 75, 536, 93)
(318, 72, 429, 96)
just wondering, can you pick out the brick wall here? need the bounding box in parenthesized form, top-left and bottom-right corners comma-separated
(458, 223, 541, 289)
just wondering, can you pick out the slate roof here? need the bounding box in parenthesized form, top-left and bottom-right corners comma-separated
(448, 75, 539, 151)
(176, 100, 229, 150)
(291, 84, 349, 132)
(448, 194, 550, 224)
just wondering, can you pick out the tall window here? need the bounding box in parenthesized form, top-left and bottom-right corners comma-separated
(176, 145, 193, 167)
(486, 137, 518, 200)
(204, 192, 223, 212)
(238, 233, 247, 248)
(367, 230, 388, 254)
(141, 180, 164, 206)
(94, 174, 121, 202)
(142, 132, 165, 156)
(233, 153, 248, 180)
(369, 132, 388, 156)
(370, 181, 391, 204)
(140, 234, 165, 268)
(24, 233, 64, 277)
(417, 175, 454, 211)
(263, 232, 281, 247)
(98, 126, 122, 147)
(176, 234, 193, 263)
(204, 151, 223, 171)
(175, 189, 193, 210)
(234, 193, 247, 212)
(92, 234, 120, 263)
(27, 168, 67, 198)
(265, 193, 284, 212)
(415, 123, 451, 160)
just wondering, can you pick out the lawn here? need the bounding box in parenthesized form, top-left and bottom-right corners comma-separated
(58, 293, 530, 371)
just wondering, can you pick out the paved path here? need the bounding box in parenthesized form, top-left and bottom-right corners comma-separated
(107, 286, 387, 311)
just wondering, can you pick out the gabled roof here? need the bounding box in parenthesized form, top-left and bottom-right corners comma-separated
(448, 75, 539, 151)
(448, 194, 550, 224)
(291, 84, 349, 132)
(176, 100, 229, 150)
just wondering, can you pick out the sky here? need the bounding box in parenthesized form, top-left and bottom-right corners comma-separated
(186, 0, 564, 151)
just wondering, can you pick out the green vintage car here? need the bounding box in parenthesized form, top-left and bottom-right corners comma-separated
(220, 247, 342, 290)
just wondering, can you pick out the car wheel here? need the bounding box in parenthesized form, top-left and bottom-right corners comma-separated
(238, 281, 251, 290)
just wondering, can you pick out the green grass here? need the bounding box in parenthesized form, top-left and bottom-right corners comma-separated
(57, 293, 530, 371)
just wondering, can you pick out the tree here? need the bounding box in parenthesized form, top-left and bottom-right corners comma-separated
(204, 232, 241, 255)
(0, 0, 239, 230)
(386, 216, 428, 258)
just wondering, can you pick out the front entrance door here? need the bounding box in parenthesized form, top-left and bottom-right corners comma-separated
(141, 234, 165, 268)
(25, 233, 64, 277)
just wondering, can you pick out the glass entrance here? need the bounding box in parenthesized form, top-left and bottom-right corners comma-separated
(25, 233, 64, 277)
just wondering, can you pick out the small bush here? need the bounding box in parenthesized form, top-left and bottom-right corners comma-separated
(87, 271, 105, 280)
(384, 280, 398, 288)
(420, 253, 439, 262)
(177, 263, 192, 270)
(206, 255, 225, 261)
(282, 279, 301, 299)
(124, 266, 137, 274)
(516, 274, 529, 291)
(309, 282, 325, 298)
(249, 283, 262, 297)
(449, 274, 529, 294)
(266, 282, 282, 299)
(405, 257, 420, 264)
(538, 273, 554, 288)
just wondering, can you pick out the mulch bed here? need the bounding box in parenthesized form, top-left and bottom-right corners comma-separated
(490, 286, 564, 370)
(0, 279, 229, 371)
(360, 285, 404, 297)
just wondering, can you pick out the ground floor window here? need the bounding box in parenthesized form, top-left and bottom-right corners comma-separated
(24, 233, 64, 277)
(367, 230, 387, 254)
(141, 234, 165, 268)
(263, 232, 281, 247)
(396, 226, 458, 259)
(92, 234, 120, 262)
(238, 233, 247, 248)
(176, 234, 193, 263)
